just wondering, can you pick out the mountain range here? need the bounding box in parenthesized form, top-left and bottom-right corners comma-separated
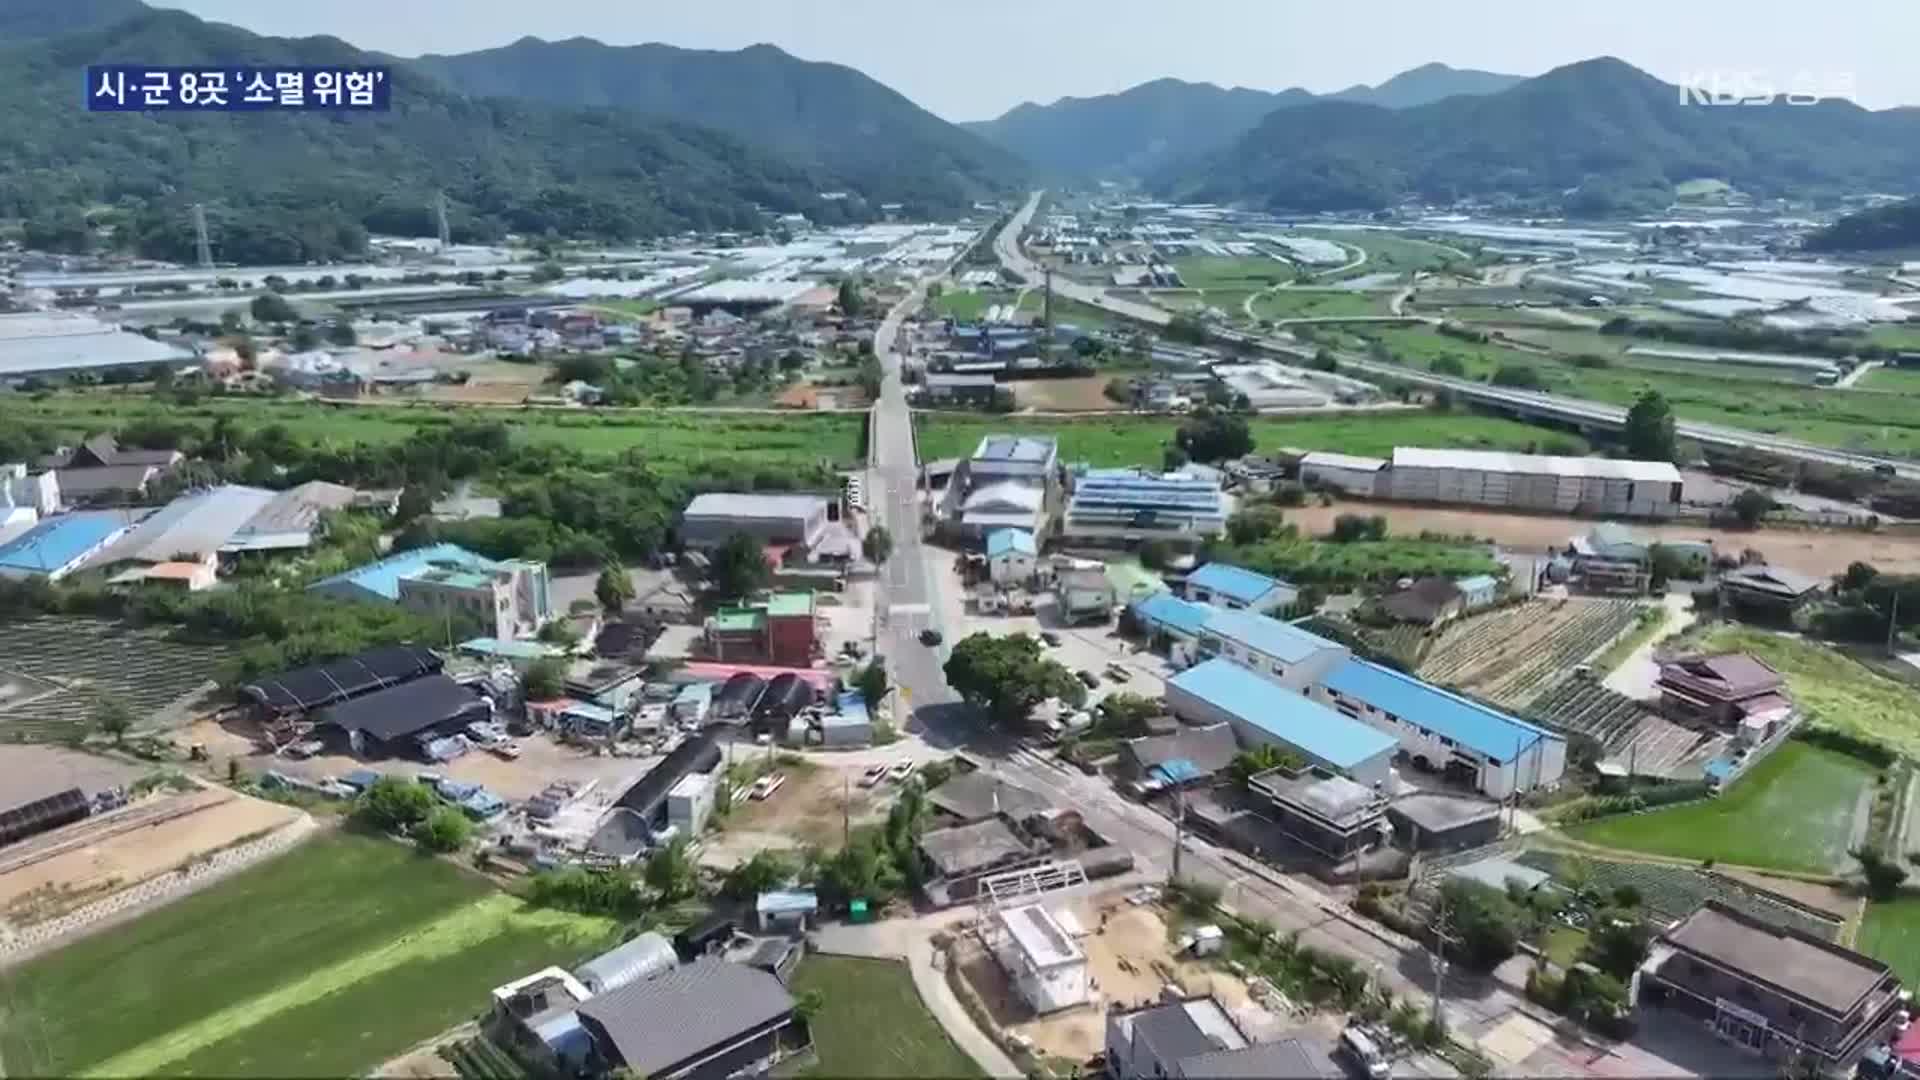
(1153, 57, 1920, 214)
(963, 63, 1522, 178)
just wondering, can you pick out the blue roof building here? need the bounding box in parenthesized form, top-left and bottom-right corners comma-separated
(1185, 562, 1297, 614)
(985, 528, 1038, 559)
(1196, 608, 1350, 689)
(1129, 593, 1216, 640)
(308, 543, 500, 603)
(1166, 659, 1397, 785)
(0, 512, 129, 580)
(1314, 659, 1566, 797)
(1062, 467, 1228, 541)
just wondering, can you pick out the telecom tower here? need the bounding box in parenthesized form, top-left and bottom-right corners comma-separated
(191, 204, 212, 269)
(434, 192, 452, 251)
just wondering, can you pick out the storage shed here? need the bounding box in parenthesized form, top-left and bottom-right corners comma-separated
(574, 932, 678, 995)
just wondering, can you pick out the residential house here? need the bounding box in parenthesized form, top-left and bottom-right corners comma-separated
(575, 958, 802, 1080)
(701, 593, 818, 666)
(1183, 562, 1296, 615)
(1379, 577, 1466, 627)
(489, 968, 596, 1073)
(1105, 995, 1337, 1080)
(1720, 564, 1825, 614)
(308, 543, 553, 641)
(988, 904, 1090, 1013)
(1639, 901, 1902, 1073)
(1656, 653, 1794, 741)
(986, 527, 1039, 585)
(1247, 764, 1390, 862)
(36, 435, 182, 507)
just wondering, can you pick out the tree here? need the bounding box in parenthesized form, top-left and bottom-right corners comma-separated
(862, 525, 894, 566)
(291, 324, 321, 352)
(1174, 412, 1254, 463)
(1581, 916, 1654, 980)
(1227, 745, 1304, 786)
(1438, 879, 1525, 973)
(326, 321, 357, 347)
(1097, 692, 1161, 735)
(1138, 539, 1173, 570)
(1623, 389, 1677, 462)
(722, 849, 796, 900)
(793, 988, 825, 1025)
(644, 835, 698, 902)
(1842, 561, 1881, 593)
(357, 777, 436, 832)
(393, 483, 437, 525)
(249, 293, 297, 323)
(1430, 354, 1467, 376)
(943, 633, 1086, 729)
(1329, 514, 1388, 543)
(1855, 846, 1909, 899)
(418, 805, 473, 853)
(1226, 506, 1288, 546)
(710, 532, 773, 603)
(522, 656, 568, 701)
(1490, 363, 1544, 390)
(1730, 488, 1776, 528)
(595, 564, 635, 612)
(1309, 348, 1339, 373)
(92, 696, 135, 745)
(854, 662, 889, 707)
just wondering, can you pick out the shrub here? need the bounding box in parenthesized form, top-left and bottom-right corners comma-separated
(417, 805, 473, 853)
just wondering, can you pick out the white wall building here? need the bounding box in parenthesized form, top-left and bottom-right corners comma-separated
(666, 772, 716, 836)
(1299, 451, 1387, 497)
(990, 904, 1090, 1014)
(986, 528, 1039, 585)
(1386, 448, 1683, 518)
(1194, 609, 1352, 691)
(1, 464, 59, 519)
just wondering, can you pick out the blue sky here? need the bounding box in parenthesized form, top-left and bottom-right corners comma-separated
(153, 0, 1914, 120)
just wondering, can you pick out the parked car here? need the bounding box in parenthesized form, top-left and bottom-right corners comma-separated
(1105, 663, 1133, 683)
(490, 742, 522, 761)
(919, 629, 943, 647)
(1077, 669, 1100, 689)
(888, 760, 916, 783)
(750, 773, 786, 801)
(859, 764, 888, 788)
(1040, 631, 1062, 647)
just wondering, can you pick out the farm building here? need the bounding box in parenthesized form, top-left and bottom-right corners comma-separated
(574, 958, 800, 1080)
(239, 645, 444, 720)
(0, 512, 129, 581)
(1060, 467, 1229, 543)
(1640, 901, 1903, 1072)
(1456, 574, 1499, 610)
(1299, 451, 1388, 497)
(1719, 564, 1824, 613)
(987, 903, 1090, 1014)
(1194, 608, 1351, 690)
(1313, 659, 1566, 798)
(608, 732, 722, 830)
(666, 773, 716, 837)
(489, 967, 595, 1072)
(576, 933, 679, 996)
(35, 434, 182, 505)
(1183, 562, 1296, 615)
(917, 817, 1042, 904)
(1386, 448, 1683, 518)
(1656, 653, 1793, 734)
(926, 772, 1051, 825)
(1165, 660, 1397, 787)
(986, 527, 1039, 584)
(679, 493, 831, 552)
(80, 485, 275, 573)
(315, 674, 492, 759)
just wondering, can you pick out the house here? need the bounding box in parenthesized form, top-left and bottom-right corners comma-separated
(1639, 901, 1902, 1072)
(1379, 577, 1466, 627)
(680, 493, 831, 553)
(1247, 764, 1390, 862)
(1, 463, 59, 518)
(986, 528, 1039, 584)
(916, 817, 1042, 904)
(1386, 793, 1504, 853)
(926, 772, 1051, 825)
(81, 485, 277, 574)
(1299, 451, 1388, 497)
(702, 593, 818, 666)
(1056, 567, 1116, 625)
(37, 435, 182, 506)
(1105, 995, 1337, 1080)
(1183, 563, 1296, 615)
(575, 932, 678, 995)
(489, 967, 595, 1072)
(575, 958, 803, 1080)
(988, 903, 1090, 1013)
(1165, 660, 1398, 787)
(0, 512, 129, 581)
(1656, 653, 1794, 739)
(1194, 609, 1352, 690)
(309, 543, 553, 640)
(1121, 724, 1240, 790)
(1720, 564, 1825, 613)
(1445, 854, 1554, 895)
(1312, 659, 1566, 798)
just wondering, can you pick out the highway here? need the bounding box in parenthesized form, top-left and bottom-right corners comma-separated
(997, 190, 1919, 481)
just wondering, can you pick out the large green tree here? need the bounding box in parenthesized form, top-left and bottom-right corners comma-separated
(943, 633, 1086, 728)
(595, 564, 635, 612)
(1174, 411, 1254, 463)
(1623, 389, 1677, 462)
(862, 525, 894, 566)
(710, 532, 772, 604)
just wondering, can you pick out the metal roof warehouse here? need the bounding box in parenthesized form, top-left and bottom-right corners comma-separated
(1389, 447, 1682, 484)
(1167, 659, 1396, 785)
(0, 312, 194, 379)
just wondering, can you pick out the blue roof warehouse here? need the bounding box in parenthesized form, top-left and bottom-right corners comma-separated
(1165, 659, 1398, 787)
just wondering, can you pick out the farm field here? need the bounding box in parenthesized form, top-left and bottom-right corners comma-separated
(1215, 535, 1499, 587)
(0, 831, 616, 1078)
(1696, 627, 1920, 757)
(933, 287, 1016, 322)
(1511, 849, 1844, 939)
(1250, 290, 1389, 321)
(1173, 256, 1293, 291)
(1858, 898, 1920, 985)
(1299, 229, 1461, 277)
(1014, 290, 1116, 329)
(913, 412, 1587, 467)
(1564, 741, 1874, 875)
(1861, 365, 1920, 393)
(789, 955, 982, 1079)
(0, 393, 867, 471)
(1418, 598, 1645, 707)
(0, 616, 231, 740)
(589, 298, 660, 321)
(1869, 326, 1920, 353)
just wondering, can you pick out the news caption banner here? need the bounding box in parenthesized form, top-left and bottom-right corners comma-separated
(88, 66, 391, 111)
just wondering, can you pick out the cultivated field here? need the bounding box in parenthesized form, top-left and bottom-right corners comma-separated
(1524, 678, 1725, 779)
(1565, 742, 1874, 875)
(913, 412, 1588, 467)
(0, 831, 616, 1078)
(789, 955, 982, 1079)
(0, 617, 232, 741)
(1697, 627, 1920, 757)
(1419, 598, 1645, 707)
(1859, 897, 1920, 985)
(1511, 849, 1844, 940)
(1250, 290, 1389, 321)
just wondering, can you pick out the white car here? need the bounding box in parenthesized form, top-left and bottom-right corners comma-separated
(888, 760, 916, 783)
(750, 773, 787, 801)
(490, 742, 522, 761)
(859, 764, 888, 788)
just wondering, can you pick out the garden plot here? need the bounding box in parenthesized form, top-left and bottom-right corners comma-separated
(0, 617, 231, 741)
(1418, 599, 1644, 707)
(1512, 850, 1845, 940)
(1525, 679, 1730, 780)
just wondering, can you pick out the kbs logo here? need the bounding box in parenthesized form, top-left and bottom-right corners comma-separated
(1677, 70, 1856, 106)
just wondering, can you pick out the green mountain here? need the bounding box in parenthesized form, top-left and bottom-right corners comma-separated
(1155, 58, 1920, 213)
(1803, 200, 1920, 252)
(0, 9, 859, 263)
(410, 37, 1023, 216)
(963, 64, 1519, 180)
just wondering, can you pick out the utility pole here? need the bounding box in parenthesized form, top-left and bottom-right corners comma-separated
(1430, 895, 1450, 1035)
(1170, 784, 1186, 883)
(1888, 590, 1901, 658)
(434, 192, 452, 252)
(191, 203, 212, 270)
(842, 774, 851, 847)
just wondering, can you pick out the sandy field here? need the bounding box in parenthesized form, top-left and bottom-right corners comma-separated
(1013, 376, 1117, 412)
(0, 789, 302, 926)
(1289, 501, 1920, 578)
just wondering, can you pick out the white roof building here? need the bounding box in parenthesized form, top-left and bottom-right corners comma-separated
(990, 904, 1090, 1014)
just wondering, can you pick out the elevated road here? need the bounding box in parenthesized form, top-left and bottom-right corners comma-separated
(996, 190, 1917, 480)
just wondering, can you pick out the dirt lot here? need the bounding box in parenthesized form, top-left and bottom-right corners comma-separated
(712, 758, 893, 854)
(1289, 501, 1920, 578)
(0, 746, 146, 808)
(0, 788, 302, 927)
(956, 892, 1258, 1062)
(1012, 377, 1118, 412)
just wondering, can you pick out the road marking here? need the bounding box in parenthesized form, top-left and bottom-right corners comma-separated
(888, 603, 930, 614)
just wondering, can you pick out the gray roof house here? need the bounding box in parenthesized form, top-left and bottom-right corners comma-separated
(575, 957, 799, 1080)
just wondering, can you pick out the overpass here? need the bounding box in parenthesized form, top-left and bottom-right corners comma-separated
(995, 191, 1919, 481)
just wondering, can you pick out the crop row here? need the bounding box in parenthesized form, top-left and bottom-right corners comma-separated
(1514, 849, 1841, 941)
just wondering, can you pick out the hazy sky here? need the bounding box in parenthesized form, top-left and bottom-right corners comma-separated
(152, 0, 1915, 120)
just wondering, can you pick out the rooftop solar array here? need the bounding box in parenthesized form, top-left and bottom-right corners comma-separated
(239, 644, 443, 713)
